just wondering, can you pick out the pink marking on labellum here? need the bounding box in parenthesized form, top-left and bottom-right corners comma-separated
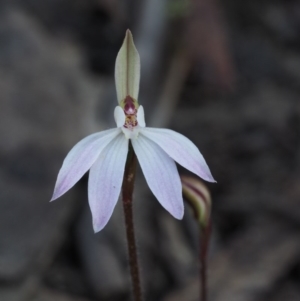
(124, 96, 137, 115)
(123, 95, 138, 129)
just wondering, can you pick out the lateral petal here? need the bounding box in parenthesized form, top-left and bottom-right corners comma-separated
(115, 30, 140, 103)
(51, 128, 121, 201)
(132, 135, 184, 219)
(141, 128, 215, 182)
(88, 134, 128, 232)
(114, 106, 126, 128)
(137, 105, 146, 127)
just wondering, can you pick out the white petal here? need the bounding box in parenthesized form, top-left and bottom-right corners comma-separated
(115, 30, 140, 103)
(132, 135, 183, 219)
(141, 128, 215, 182)
(88, 134, 128, 232)
(121, 127, 139, 139)
(114, 106, 126, 128)
(51, 128, 120, 201)
(137, 105, 146, 127)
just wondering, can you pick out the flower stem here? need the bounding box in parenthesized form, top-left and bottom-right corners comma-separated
(199, 220, 211, 301)
(122, 143, 143, 301)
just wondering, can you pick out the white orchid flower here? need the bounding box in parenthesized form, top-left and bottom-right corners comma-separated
(51, 30, 215, 233)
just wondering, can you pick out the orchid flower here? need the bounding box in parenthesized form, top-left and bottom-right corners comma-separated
(51, 30, 215, 233)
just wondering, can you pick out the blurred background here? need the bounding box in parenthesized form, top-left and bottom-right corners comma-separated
(1, 0, 300, 300)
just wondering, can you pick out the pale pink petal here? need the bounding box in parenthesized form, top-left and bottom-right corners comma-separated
(140, 128, 215, 182)
(132, 135, 184, 219)
(51, 128, 121, 201)
(88, 134, 128, 232)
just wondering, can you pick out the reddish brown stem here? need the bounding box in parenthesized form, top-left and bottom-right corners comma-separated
(200, 220, 211, 301)
(122, 144, 143, 301)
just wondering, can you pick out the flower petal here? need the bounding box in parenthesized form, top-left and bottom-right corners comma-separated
(114, 106, 126, 128)
(115, 30, 140, 103)
(137, 105, 146, 127)
(140, 128, 215, 182)
(88, 134, 128, 232)
(51, 128, 120, 201)
(132, 135, 184, 219)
